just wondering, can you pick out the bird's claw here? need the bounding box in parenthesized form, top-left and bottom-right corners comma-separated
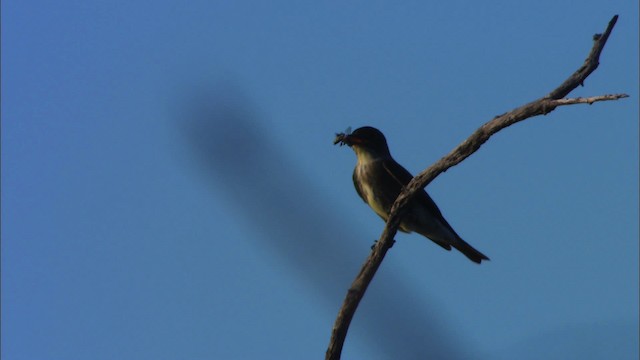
(370, 239, 396, 250)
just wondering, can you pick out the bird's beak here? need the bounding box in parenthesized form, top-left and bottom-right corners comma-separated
(333, 130, 364, 147)
(344, 134, 364, 146)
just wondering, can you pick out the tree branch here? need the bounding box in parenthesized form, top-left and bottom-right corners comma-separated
(552, 94, 629, 106)
(326, 15, 627, 360)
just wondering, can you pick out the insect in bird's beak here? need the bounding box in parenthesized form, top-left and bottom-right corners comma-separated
(333, 126, 352, 146)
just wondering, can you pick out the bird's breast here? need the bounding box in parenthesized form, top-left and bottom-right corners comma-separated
(355, 162, 389, 220)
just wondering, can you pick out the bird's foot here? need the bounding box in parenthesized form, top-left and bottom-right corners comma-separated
(370, 239, 396, 250)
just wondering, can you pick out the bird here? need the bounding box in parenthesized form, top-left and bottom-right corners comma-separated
(335, 126, 489, 263)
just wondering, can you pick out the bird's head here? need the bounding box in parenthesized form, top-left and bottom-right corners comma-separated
(334, 126, 391, 160)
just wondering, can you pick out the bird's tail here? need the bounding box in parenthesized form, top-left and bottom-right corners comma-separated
(453, 238, 490, 264)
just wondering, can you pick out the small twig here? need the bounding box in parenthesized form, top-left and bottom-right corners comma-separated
(326, 15, 627, 360)
(551, 94, 629, 106)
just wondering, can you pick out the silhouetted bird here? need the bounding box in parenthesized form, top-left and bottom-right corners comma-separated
(336, 126, 489, 263)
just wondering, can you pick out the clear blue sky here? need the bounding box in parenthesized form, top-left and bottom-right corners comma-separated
(3, 1, 638, 359)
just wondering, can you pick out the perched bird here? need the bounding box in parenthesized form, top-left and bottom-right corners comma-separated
(335, 126, 489, 263)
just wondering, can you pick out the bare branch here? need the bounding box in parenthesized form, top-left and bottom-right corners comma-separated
(326, 15, 628, 360)
(552, 94, 629, 106)
(546, 15, 619, 100)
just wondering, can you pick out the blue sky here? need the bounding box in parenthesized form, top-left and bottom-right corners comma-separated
(3, 1, 638, 359)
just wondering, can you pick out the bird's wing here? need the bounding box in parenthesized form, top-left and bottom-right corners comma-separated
(380, 158, 413, 187)
(371, 158, 409, 208)
(381, 159, 489, 262)
(381, 159, 461, 238)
